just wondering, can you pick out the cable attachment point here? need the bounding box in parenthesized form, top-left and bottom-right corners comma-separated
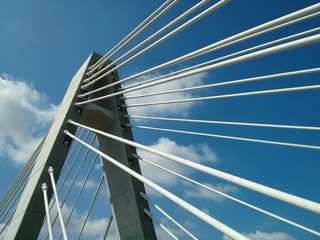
(140, 192, 148, 201)
(121, 124, 127, 132)
(62, 130, 72, 146)
(75, 107, 83, 115)
(110, 73, 116, 81)
(117, 104, 124, 112)
(86, 71, 93, 77)
(132, 153, 141, 159)
(41, 183, 48, 191)
(144, 209, 153, 219)
(114, 84, 121, 92)
(48, 166, 54, 174)
(128, 157, 135, 167)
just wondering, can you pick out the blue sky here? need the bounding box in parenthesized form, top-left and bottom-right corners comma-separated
(0, 0, 319, 239)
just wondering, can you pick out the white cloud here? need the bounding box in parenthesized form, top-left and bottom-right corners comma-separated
(125, 72, 208, 117)
(125, 72, 221, 195)
(83, 217, 112, 238)
(184, 182, 237, 202)
(62, 204, 119, 240)
(222, 231, 297, 240)
(65, 178, 99, 190)
(0, 74, 58, 164)
(95, 162, 103, 170)
(39, 203, 119, 240)
(138, 137, 218, 186)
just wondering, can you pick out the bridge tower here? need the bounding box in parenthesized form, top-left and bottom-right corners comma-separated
(4, 52, 156, 240)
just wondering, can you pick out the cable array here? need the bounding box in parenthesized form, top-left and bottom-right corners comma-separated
(140, 192, 199, 240)
(77, 3, 320, 103)
(0, 136, 47, 236)
(87, 0, 179, 74)
(64, 128, 249, 240)
(1, 1, 319, 239)
(70, 4, 320, 234)
(82, 0, 230, 88)
(41, 1, 320, 239)
(37, 130, 115, 240)
(64, 118, 320, 238)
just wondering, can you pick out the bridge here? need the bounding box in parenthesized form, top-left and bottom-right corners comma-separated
(0, 1, 319, 239)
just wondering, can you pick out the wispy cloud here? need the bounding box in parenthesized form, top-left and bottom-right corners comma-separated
(184, 182, 238, 202)
(65, 178, 99, 190)
(125, 72, 208, 117)
(39, 203, 118, 240)
(0, 74, 58, 164)
(222, 231, 297, 240)
(138, 137, 218, 186)
(62, 203, 118, 239)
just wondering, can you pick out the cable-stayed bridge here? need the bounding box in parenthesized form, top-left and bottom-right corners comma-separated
(0, 1, 319, 239)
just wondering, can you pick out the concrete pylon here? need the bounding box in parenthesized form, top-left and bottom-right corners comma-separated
(4, 52, 156, 240)
(80, 57, 157, 240)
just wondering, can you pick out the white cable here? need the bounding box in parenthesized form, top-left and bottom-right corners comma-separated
(80, 63, 319, 100)
(0, 157, 36, 220)
(137, 156, 320, 237)
(0, 135, 45, 216)
(119, 26, 320, 96)
(59, 153, 99, 240)
(58, 129, 90, 196)
(0, 172, 34, 228)
(65, 130, 249, 240)
(85, 0, 216, 79)
(67, 120, 320, 214)
(60, 128, 85, 173)
(79, 4, 320, 97)
(117, 6, 320, 85)
(114, 35, 317, 97)
(141, 192, 198, 240)
(88, 0, 179, 73)
(42, 183, 54, 240)
(144, 208, 179, 240)
(122, 66, 320, 100)
(76, 175, 104, 240)
(76, 34, 320, 106)
(48, 132, 95, 236)
(45, 130, 88, 239)
(189, 24, 320, 67)
(48, 167, 69, 240)
(124, 84, 320, 108)
(82, 0, 230, 88)
(129, 124, 320, 150)
(126, 115, 320, 131)
(84, 0, 227, 84)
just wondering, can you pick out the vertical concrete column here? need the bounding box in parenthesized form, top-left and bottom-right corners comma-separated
(80, 61, 157, 240)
